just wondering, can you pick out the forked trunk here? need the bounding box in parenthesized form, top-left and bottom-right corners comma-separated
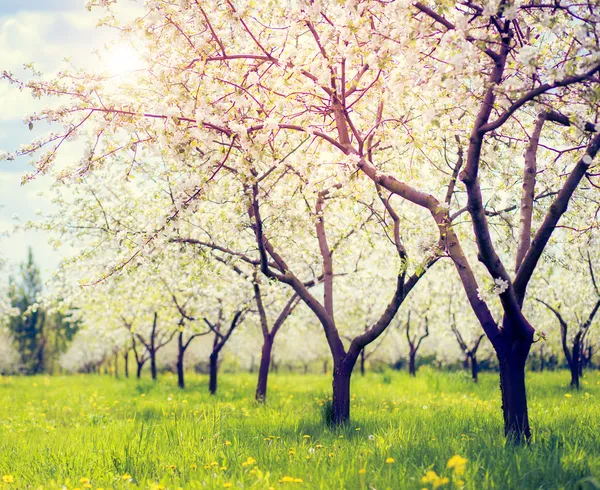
(209, 352, 218, 395)
(331, 362, 353, 425)
(255, 335, 273, 402)
(499, 345, 531, 443)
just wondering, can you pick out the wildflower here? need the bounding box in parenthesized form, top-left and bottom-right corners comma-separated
(225, 440, 232, 446)
(2, 475, 15, 484)
(359, 468, 366, 475)
(167, 464, 177, 471)
(385, 457, 395, 464)
(241, 457, 257, 467)
(223, 483, 232, 488)
(421, 470, 449, 488)
(79, 478, 90, 484)
(278, 476, 303, 483)
(302, 435, 311, 439)
(288, 449, 296, 456)
(220, 466, 228, 471)
(565, 393, 573, 398)
(368, 435, 375, 441)
(190, 465, 197, 470)
(447, 454, 468, 476)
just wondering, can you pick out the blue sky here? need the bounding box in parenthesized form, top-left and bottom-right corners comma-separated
(0, 0, 129, 281)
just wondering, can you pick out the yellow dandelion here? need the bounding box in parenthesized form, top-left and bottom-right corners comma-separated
(122, 473, 132, 480)
(223, 483, 232, 488)
(79, 478, 90, 484)
(385, 457, 395, 464)
(241, 457, 257, 467)
(447, 454, 468, 476)
(359, 468, 366, 475)
(2, 475, 15, 484)
(564, 393, 573, 398)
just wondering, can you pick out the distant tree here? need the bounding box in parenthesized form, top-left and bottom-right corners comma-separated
(8, 248, 46, 374)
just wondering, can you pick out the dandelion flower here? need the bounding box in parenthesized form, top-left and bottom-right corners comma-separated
(385, 457, 395, 464)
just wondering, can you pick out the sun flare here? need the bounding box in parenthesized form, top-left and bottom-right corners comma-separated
(104, 43, 144, 77)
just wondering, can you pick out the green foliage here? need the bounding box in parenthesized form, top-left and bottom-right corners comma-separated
(0, 370, 599, 489)
(8, 247, 45, 374)
(7, 248, 81, 374)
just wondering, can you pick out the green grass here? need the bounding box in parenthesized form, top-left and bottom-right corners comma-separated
(1, 369, 599, 489)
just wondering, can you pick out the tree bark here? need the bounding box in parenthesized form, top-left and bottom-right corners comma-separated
(136, 361, 143, 379)
(331, 361, 354, 425)
(124, 351, 129, 378)
(408, 351, 416, 376)
(209, 352, 219, 395)
(255, 334, 273, 402)
(570, 339, 581, 389)
(150, 350, 157, 380)
(360, 349, 366, 376)
(499, 342, 531, 443)
(177, 332, 185, 389)
(471, 354, 479, 382)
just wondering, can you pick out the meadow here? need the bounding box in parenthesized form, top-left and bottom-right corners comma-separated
(0, 370, 599, 490)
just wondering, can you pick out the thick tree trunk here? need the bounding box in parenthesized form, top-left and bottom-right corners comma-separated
(124, 351, 129, 378)
(499, 346, 531, 443)
(471, 354, 479, 382)
(331, 361, 354, 425)
(408, 351, 416, 376)
(136, 361, 143, 379)
(255, 335, 273, 402)
(150, 350, 157, 381)
(209, 352, 218, 395)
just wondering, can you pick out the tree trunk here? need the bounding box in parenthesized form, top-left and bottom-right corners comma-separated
(209, 352, 219, 395)
(150, 350, 157, 381)
(408, 351, 416, 376)
(471, 354, 479, 382)
(499, 347, 531, 443)
(331, 360, 354, 425)
(114, 353, 119, 378)
(177, 332, 185, 389)
(136, 361, 143, 379)
(124, 351, 129, 378)
(255, 335, 273, 402)
(463, 355, 470, 371)
(360, 349, 366, 376)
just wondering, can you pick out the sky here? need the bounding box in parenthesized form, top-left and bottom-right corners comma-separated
(0, 0, 136, 282)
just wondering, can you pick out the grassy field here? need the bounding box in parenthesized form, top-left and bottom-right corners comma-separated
(0, 369, 599, 490)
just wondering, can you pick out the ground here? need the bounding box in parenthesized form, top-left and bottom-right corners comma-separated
(0, 369, 599, 489)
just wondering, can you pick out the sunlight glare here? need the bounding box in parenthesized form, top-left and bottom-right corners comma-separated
(104, 43, 144, 77)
